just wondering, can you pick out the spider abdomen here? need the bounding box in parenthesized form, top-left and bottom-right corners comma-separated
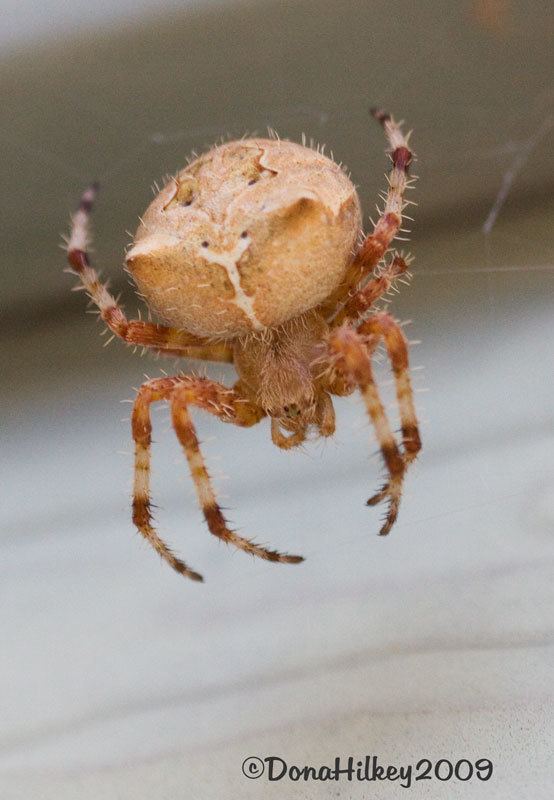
(125, 138, 361, 338)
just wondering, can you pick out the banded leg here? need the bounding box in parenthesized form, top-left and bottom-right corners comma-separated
(360, 313, 421, 463)
(328, 325, 407, 534)
(332, 253, 411, 327)
(319, 108, 415, 319)
(170, 380, 304, 566)
(65, 184, 233, 362)
(132, 376, 204, 581)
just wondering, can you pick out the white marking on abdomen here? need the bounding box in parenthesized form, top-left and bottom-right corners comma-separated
(200, 237, 263, 330)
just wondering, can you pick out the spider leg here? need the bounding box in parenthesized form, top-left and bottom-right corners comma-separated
(332, 253, 411, 327)
(360, 312, 421, 467)
(170, 379, 304, 565)
(65, 184, 233, 363)
(319, 109, 415, 319)
(328, 324, 413, 534)
(132, 376, 204, 581)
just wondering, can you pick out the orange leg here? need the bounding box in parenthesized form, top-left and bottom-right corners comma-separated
(133, 375, 303, 582)
(65, 184, 233, 362)
(359, 313, 421, 467)
(328, 316, 420, 534)
(332, 253, 411, 327)
(319, 109, 415, 320)
(132, 376, 204, 581)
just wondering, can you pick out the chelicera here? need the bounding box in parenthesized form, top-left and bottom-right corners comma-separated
(65, 108, 421, 583)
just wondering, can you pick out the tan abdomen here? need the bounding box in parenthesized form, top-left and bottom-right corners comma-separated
(126, 138, 361, 338)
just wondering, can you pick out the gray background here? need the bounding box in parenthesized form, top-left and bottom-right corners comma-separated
(2, 1, 553, 797)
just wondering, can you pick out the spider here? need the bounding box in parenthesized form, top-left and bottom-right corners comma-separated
(65, 108, 421, 583)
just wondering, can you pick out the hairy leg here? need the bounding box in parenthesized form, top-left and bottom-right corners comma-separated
(319, 109, 415, 319)
(132, 376, 204, 581)
(332, 253, 411, 327)
(170, 379, 304, 566)
(65, 184, 233, 362)
(359, 313, 421, 464)
(328, 325, 407, 534)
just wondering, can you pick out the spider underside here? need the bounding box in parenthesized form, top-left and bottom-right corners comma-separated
(66, 109, 421, 582)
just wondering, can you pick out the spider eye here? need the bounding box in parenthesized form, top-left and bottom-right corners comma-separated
(240, 230, 248, 238)
(201, 240, 209, 248)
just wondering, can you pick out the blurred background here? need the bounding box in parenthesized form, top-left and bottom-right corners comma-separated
(1, 1, 553, 797)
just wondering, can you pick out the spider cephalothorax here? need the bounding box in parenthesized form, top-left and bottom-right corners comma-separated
(66, 109, 421, 582)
